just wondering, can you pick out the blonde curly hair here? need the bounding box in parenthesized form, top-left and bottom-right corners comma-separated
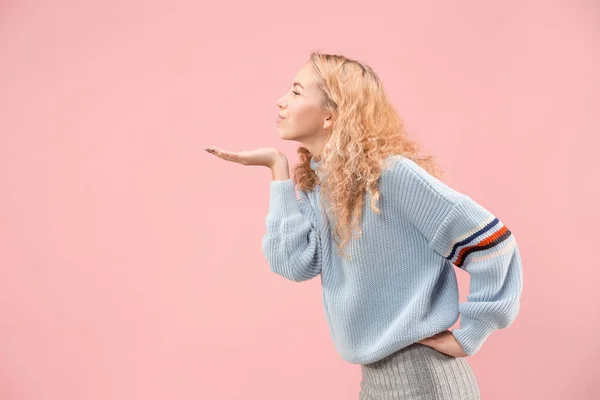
(293, 51, 445, 260)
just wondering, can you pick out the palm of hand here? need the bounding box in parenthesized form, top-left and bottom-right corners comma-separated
(205, 146, 284, 167)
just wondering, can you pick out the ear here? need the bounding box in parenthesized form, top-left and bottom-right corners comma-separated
(323, 111, 333, 130)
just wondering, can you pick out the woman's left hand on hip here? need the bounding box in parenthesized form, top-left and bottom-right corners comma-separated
(417, 330, 468, 358)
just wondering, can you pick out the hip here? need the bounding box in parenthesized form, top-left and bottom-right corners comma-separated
(359, 342, 480, 400)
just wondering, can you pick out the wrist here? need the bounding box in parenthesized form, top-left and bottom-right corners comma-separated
(270, 155, 290, 181)
(270, 152, 288, 167)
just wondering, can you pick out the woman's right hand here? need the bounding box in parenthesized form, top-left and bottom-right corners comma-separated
(204, 146, 287, 168)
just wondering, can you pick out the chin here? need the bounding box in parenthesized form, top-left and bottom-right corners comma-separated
(278, 129, 294, 140)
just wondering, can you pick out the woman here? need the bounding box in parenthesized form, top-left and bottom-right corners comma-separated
(205, 51, 523, 399)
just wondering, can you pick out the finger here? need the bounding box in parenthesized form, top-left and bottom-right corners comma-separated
(206, 148, 238, 162)
(209, 147, 232, 158)
(205, 146, 230, 156)
(220, 152, 241, 163)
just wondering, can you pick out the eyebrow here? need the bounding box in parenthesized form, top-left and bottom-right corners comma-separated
(293, 82, 304, 89)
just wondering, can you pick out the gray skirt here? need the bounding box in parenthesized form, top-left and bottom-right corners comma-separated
(359, 343, 481, 400)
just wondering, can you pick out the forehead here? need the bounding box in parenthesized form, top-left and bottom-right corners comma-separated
(293, 63, 315, 88)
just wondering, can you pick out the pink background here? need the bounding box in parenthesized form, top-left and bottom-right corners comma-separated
(1, 0, 598, 399)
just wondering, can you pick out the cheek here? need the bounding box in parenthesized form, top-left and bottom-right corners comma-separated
(289, 102, 321, 126)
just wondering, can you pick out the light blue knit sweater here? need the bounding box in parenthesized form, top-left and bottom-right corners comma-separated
(261, 154, 523, 364)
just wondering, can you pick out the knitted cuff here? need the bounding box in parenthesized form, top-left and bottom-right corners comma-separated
(268, 179, 301, 216)
(451, 318, 497, 356)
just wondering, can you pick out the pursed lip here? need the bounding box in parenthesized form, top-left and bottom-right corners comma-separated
(277, 114, 286, 119)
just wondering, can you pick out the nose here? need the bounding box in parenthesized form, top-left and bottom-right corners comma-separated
(276, 97, 287, 110)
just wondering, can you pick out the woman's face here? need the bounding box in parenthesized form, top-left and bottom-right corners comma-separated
(276, 63, 331, 141)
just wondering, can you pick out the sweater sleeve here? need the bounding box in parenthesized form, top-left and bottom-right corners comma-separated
(389, 157, 523, 356)
(260, 178, 323, 282)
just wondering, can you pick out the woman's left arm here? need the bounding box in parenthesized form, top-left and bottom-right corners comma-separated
(388, 156, 524, 356)
(428, 195, 524, 356)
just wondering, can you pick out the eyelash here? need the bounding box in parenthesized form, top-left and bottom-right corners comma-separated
(292, 90, 300, 95)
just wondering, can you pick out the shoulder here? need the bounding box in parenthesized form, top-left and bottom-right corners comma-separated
(382, 154, 422, 174)
(381, 154, 431, 176)
(380, 154, 464, 205)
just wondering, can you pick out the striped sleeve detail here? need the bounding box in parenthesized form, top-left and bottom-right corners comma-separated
(468, 235, 516, 264)
(444, 216, 513, 268)
(429, 196, 523, 356)
(429, 197, 514, 270)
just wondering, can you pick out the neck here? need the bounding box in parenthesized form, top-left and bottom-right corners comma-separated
(300, 136, 328, 162)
